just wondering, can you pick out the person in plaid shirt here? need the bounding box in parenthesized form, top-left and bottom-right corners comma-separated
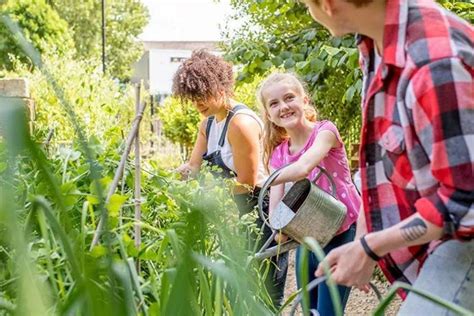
(298, 0, 473, 314)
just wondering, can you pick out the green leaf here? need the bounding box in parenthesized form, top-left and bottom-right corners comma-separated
(280, 51, 292, 59)
(284, 58, 295, 69)
(344, 85, 356, 103)
(303, 29, 316, 41)
(296, 61, 309, 70)
(106, 193, 128, 217)
(260, 60, 273, 70)
(293, 53, 305, 62)
(87, 194, 99, 205)
(310, 58, 325, 72)
(90, 245, 107, 258)
(271, 56, 283, 66)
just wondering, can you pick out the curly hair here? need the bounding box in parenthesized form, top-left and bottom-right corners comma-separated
(172, 49, 234, 102)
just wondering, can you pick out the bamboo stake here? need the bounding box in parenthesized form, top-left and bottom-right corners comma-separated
(149, 95, 155, 151)
(90, 90, 147, 250)
(134, 83, 142, 253)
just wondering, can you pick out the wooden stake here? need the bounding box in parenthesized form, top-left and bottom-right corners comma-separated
(134, 84, 142, 264)
(90, 86, 147, 250)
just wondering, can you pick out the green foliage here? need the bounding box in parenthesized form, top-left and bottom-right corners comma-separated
(312, 68, 362, 147)
(0, 0, 74, 70)
(7, 50, 138, 146)
(224, 0, 362, 148)
(157, 97, 201, 159)
(48, 0, 149, 81)
(224, 0, 472, 150)
(233, 72, 265, 112)
(0, 107, 274, 314)
(438, 0, 474, 23)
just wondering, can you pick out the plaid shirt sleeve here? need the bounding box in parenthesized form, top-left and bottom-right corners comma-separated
(407, 57, 474, 238)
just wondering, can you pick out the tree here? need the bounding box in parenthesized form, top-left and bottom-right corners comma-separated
(158, 97, 201, 160)
(223, 0, 362, 147)
(439, 0, 474, 23)
(48, 0, 149, 81)
(223, 0, 473, 148)
(0, 0, 74, 70)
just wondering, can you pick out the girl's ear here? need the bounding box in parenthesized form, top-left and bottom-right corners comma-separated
(263, 107, 275, 123)
(321, 0, 335, 16)
(264, 110, 272, 122)
(303, 94, 310, 105)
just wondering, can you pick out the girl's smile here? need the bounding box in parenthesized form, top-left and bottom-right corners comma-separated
(263, 82, 309, 129)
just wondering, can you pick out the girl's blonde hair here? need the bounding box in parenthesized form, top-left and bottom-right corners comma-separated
(257, 72, 317, 172)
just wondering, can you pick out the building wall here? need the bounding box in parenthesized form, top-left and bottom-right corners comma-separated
(148, 49, 193, 96)
(131, 41, 220, 98)
(130, 51, 150, 89)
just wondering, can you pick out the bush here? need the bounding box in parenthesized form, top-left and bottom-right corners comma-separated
(0, 0, 74, 70)
(6, 50, 142, 149)
(157, 97, 201, 160)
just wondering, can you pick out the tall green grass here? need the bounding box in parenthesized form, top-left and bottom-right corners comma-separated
(0, 14, 274, 315)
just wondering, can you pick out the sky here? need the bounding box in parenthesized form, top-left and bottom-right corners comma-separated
(139, 0, 233, 42)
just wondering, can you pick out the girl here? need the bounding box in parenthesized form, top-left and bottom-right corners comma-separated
(257, 72, 361, 315)
(172, 50, 287, 307)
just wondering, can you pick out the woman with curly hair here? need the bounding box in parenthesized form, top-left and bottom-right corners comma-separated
(172, 49, 287, 308)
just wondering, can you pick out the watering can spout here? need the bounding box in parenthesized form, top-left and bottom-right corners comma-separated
(254, 240, 299, 260)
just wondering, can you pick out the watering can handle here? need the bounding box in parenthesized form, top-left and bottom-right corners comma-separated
(257, 164, 338, 229)
(289, 278, 383, 315)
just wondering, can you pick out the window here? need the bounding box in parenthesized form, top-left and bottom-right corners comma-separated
(170, 57, 187, 63)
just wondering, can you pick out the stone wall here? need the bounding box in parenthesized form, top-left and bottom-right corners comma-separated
(0, 78, 35, 132)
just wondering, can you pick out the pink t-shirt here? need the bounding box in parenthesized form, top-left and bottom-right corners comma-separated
(270, 120, 361, 233)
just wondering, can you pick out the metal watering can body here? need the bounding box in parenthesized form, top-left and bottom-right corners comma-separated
(255, 165, 347, 260)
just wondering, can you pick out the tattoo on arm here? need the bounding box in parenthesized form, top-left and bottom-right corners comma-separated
(400, 218, 428, 241)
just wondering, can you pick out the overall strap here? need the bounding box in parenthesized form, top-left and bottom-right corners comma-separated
(205, 116, 215, 143)
(218, 104, 247, 147)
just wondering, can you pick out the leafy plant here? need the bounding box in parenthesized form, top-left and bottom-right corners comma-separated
(0, 0, 74, 70)
(438, 0, 474, 23)
(48, 0, 149, 81)
(157, 97, 201, 160)
(223, 0, 473, 150)
(223, 0, 362, 149)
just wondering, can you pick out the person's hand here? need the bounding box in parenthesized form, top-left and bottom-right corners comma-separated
(315, 240, 377, 289)
(274, 232, 288, 244)
(175, 163, 196, 180)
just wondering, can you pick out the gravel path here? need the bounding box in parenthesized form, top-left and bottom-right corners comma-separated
(281, 250, 401, 315)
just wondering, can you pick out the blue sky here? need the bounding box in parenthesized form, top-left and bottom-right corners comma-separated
(139, 0, 232, 41)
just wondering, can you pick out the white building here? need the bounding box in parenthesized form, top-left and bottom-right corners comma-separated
(131, 41, 220, 100)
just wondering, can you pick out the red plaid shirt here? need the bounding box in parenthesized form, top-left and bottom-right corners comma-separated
(358, 0, 474, 287)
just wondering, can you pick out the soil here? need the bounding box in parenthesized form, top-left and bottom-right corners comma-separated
(282, 250, 401, 315)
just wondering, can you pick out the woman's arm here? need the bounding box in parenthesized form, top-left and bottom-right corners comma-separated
(227, 114, 262, 194)
(176, 119, 208, 178)
(315, 213, 443, 288)
(272, 130, 339, 186)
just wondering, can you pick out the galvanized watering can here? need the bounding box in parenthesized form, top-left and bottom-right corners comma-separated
(255, 165, 347, 260)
